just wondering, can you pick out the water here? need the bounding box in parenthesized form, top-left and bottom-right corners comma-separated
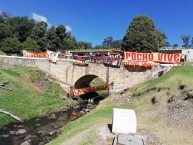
(0, 102, 90, 145)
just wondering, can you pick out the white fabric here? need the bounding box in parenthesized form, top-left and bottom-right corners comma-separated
(47, 50, 59, 63)
(112, 108, 136, 134)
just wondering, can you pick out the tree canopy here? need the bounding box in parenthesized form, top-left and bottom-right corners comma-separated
(0, 37, 21, 54)
(99, 36, 121, 49)
(0, 11, 93, 55)
(181, 35, 190, 48)
(121, 15, 167, 52)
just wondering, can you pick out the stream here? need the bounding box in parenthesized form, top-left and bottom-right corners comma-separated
(0, 101, 95, 145)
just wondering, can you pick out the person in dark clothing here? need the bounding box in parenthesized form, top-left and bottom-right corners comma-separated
(109, 81, 114, 89)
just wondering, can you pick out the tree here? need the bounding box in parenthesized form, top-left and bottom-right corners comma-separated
(102, 37, 113, 47)
(191, 37, 193, 48)
(95, 45, 102, 49)
(101, 37, 121, 48)
(0, 11, 11, 24)
(45, 25, 69, 51)
(172, 44, 178, 48)
(181, 35, 190, 48)
(0, 16, 4, 23)
(56, 24, 66, 39)
(156, 29, 167, 48)
(56, 24, 67, 50)
(121, 15, 159, 52)
(30, 22, 48, 50)
(166, 42, 171, 47)
(0, 23, 12, 40)
(77, 42, 92, 49)
(7, 16, 35, 42)
(111, 40, 122, 48)
(0, 37, 21, 54)
(21, 38, 41, 52)
(0, 11, 11, 20)
(62, 36, 78, 50)
(45, 26, 58, 51)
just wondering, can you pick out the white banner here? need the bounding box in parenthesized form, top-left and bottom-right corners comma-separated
(47, 50, 59, 63)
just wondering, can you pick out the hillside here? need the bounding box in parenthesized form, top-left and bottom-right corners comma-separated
(0, 64, 75, 127)
(47, 66, 193, 145)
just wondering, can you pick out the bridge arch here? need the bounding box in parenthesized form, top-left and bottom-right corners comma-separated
(74, 74, 106, 89)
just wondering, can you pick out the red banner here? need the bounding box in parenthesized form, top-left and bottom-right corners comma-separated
(72, 84, 109, 96)
(124, 51, 181, 64)
(23, 50, 47, 58)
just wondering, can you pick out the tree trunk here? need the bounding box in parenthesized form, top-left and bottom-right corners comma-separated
(0, 109, 24, 122)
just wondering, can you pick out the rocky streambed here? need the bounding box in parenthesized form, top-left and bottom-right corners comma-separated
(0, 101, 95, 145)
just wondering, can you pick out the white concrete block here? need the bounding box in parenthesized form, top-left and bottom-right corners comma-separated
(112, 108, 136, 134)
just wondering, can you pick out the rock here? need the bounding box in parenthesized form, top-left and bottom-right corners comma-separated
(3, 126, 7, 130)
(57, 116, 67, 121)
(82, 108, 86, 112)
(60, 106, 70, 112)
(55, 129, 61, 135)
(70, 111, 78, 120)
(20, 140, 30, 145)
(52, 125, 59, 129)
(37, 129, 49, 136)
(38, 142, 44, 145)
(85, 109, 90, 112)
(10, 131, 16, 135)
(87, 104, 93, 109)
(74, 105, 80, 109)
(168, 96, 175, 103)
(79, 111, 85, 116)
(151, 96, 158, 104)
(24, 135, 36, 141)
(17, 125, 24, 129)
(16, 129, 27, 135)
(0, 134, 9, 138)
(49, 131, 54, 136)
(42, 136, 51, 143)
(35, 124, 41, 127)
(48, 114, 56, 120)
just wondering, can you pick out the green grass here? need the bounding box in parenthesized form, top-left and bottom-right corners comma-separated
(47, 66, 193, 145)
(131, 66, 193, 95)
(0, 51, 5, 55)
(0, 66, 75, 127)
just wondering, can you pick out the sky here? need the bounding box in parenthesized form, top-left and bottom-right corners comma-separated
(0, 0, 193, 47)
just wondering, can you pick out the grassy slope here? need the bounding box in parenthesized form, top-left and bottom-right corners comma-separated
(129, 66, 193, 145)
(47, 66, 193, 145)
(0, 66, 75, 127)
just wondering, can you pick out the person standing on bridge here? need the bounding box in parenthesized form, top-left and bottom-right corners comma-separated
(109, 81, 114, 90)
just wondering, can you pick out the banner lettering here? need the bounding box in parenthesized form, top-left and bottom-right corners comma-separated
(23, 50, 47, 58)
(124, 52, 181, 64)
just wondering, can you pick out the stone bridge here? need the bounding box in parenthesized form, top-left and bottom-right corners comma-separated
(0, 56, 171, 92)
